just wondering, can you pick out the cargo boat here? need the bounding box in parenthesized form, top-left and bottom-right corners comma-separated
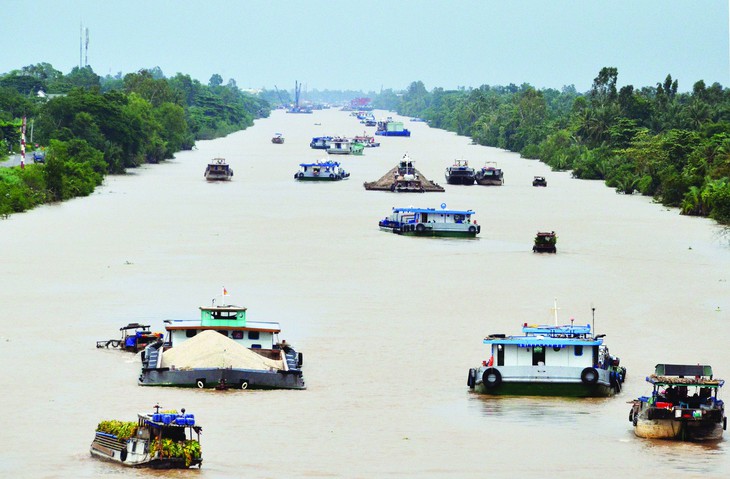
(629, 364, 726, 441)
(467, 306, 626, 397)
(204, 158, 233, 181)
(379, 205, 480, 237)
(445, 159, 476, 185)
(375, 118, 411, 137)
(90, 405, 202, 468)
(96, 323, 163, 353)
(139, 302, 304, 390)
(475, 161, 504, 186)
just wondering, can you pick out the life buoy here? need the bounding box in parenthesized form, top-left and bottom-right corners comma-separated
(416, 224, 425, 232)
(240, 380, 249, 390)
(196, 379, 205, 389)
(580, 367, 599, 384)
(467, 368, 476, 389)
(482, 368, 502, 388)
(120, 448, 127, 462)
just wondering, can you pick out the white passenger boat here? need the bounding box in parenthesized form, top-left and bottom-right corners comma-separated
(378, 204, 480, 237)
(294, 160, 350, 181)
(468, 305, 626, 397)
(629, 364, 726, 441)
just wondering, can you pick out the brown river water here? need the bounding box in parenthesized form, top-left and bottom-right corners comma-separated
(1, 109, 729, 478)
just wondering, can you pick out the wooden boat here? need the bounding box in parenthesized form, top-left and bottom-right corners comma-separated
(96, 323, 163, 353)
(475, 161, 504, 186)
(379, 205, 480, 238)
(533, 231, 557, 253)
(90, 405, 202, 468)
(444, 159, 476, 185)
(629, 364, 726, 441)
(468, 304, 626, 397)
(271, 133, 285, 144)
(204, 158, 233, 181)
(532, 176, 547, 187)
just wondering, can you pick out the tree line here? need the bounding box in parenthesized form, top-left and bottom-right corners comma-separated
(375, 69, 730, 225)
(0, 63, 269, 216)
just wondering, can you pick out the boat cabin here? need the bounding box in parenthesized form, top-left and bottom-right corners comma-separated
(533, 176, 547, 187)
(326, 137, 352, 154)
(644, 364, 724, 409)
(164, 305, 282, 351)
(483, 323, 608, 370)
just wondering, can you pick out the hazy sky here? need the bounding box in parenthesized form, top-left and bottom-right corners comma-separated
(8, 0, 729, 93)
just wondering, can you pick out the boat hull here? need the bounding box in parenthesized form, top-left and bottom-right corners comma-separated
(475, 178, 503, 186)
(379, 225, 479, 238)
(634, 418, 724, 441)
(375, 130, 411, 137)
(469, 365, 623, 397)
(90, 435, 200, 468)
(139, 367, 306, 390)
(295, 175, 348, 181)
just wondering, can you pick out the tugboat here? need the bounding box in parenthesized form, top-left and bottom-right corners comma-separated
(475, 162, 504, 186)
(96, 323, 163, 353)
(467, 303, 626, 397)
(445, 159, 476, 185)
(294, 160, 350, 181)
(379, 204, 480, 237)
(271, 133, 284, 144)
(532, 176, 547, 187)
(629, 364, 726, 441)
(90, 405, 202, 468)
(533, 231, 557, 253)
(204, 158, 233, 181)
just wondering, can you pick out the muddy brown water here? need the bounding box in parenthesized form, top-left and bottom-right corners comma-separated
(1, 109, 729, 478)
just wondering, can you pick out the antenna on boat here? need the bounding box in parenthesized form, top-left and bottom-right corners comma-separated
(552, 298, 559, 326)
(591, 304, 596, 336)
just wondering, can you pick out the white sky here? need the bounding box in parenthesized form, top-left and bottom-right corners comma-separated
(8, 0, 730, 93)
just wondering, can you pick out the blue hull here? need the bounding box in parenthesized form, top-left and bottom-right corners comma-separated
(375, 130, 411, 137)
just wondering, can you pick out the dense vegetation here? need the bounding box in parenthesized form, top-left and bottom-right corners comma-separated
(0, 63, 269, 216)
(376, 69, 730, 225)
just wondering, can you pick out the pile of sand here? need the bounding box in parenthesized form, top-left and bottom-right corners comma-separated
(363, 165, 445, 191)
(161, 330, 284, 371)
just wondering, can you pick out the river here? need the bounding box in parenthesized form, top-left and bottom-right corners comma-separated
(1, 108, 729, 478)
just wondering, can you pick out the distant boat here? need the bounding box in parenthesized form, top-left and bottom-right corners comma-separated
(375, 118, 411, 137)
(271, 133, 284, 144)
(204, 158, 233, 181)
(379, 205, 480, 237)
(444, 159, 476, 185)
(294, 160, 350, 181)
(475, 161, 504, 186)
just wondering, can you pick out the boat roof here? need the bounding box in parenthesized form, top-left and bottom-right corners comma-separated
(120, 323, 150, 330)
(200, 305, 247, 312)
(392, 207, 475, 215)
(647, 375, 724, 388)
(299, 161, 342, 167)
(164, 318, 281, 333)
(483, 323, 602, 346)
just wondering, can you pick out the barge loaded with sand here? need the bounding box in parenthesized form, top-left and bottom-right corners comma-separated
(363, 154, 444, 192)
(138, 302, 304, 390)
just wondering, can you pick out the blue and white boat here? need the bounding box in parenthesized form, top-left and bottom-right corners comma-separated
(294, 160, 350, 181)
(378, 205, 480, 237)
(375, 118, 411, 137)
(310, 136, 333, 149)
(467, 306, 626, 397)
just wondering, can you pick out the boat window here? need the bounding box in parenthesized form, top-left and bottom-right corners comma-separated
(231, 331, 244, 340)
(248, 331, 260, 340)
(454, 214, 465, 223)
(574, 345, 583, 356)
(497, 345, 504, 366)
(251, 344, 262, 349)
(532, 346, 546, 365)
(131, 441, 137, 453)
(185, 329, 197, 338)
(217, 330, 229, 337)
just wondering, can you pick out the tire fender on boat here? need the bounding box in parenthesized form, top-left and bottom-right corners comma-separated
(240, 380, 249, 390)
(468, 226, 476, 233)
(196, 379, 205, 389)
(416, 223, 425, 232)
(467, 368, 476, 389)
(482, 368, 502, 388)
(580, 367, 599, 384)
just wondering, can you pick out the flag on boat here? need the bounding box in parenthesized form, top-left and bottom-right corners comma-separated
(223, 287, 229, 296)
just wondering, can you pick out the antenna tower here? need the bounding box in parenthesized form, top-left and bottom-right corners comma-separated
(85, 28, 89, 66)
